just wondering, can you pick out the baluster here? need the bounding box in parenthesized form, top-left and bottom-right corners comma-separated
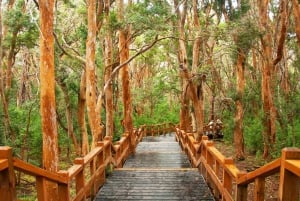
(58, 170, 70, 201)
(90, 158, 95, 198)
(206, 142, 214, 191)
(74, 158, 85, 201)
(0, 147, 16, 201)
(236, 172, 247, 201)
(254, 177, 265, 201)
(279, 148, 300, 201)
(223, 158, 233, 200)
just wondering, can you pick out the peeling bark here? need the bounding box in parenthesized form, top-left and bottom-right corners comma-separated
(78, 71, 89, 155)
(259, 0, 276, 158)
(86, 0, 103, 149)
(174, 0, 203, 140)
(118, 0, 134, 152)
(118, 0, 134, 135)
(104, 0, 114, 137)
(39, 0, 59, 175)
(234, 50, 246, 160)
(292, 0, 300, 46)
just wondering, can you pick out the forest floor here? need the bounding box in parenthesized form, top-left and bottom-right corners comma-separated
(214, 140, 279, 201)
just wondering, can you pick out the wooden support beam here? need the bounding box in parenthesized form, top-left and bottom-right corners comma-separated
(0, 147, 16, 201)
(254, 177, 265, 201)
(74, 158, 85, 201)
(279, 148, 300, 201)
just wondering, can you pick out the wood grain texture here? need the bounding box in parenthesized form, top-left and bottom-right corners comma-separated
(96, 134, 214, 200)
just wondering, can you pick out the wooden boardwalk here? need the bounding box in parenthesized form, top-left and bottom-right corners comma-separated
(95, 134, 214, 201)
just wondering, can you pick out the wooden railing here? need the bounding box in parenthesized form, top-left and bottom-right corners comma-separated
(0, 123, 174, 201)
(175, 128, 300, 201)
(144, 122, 175, 136)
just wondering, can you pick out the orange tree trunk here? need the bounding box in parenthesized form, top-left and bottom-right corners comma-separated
(292, 0, 300, 46)
(118, 0, 134, 147)
(259, 0, 277, 158)
(174, 0, 203, 140)
(39, 0, 58, 172)
(86, 0, 103, 149)
(259, 0, 288, 158)
(234, 50, 246, 160)
(104, 0, 114, 138)
(78, 71, 89, 155)
(174, 0, 190, 133)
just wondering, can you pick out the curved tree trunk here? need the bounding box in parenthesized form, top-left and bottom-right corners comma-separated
(118, 0, 134, 149)
(174, 0, 190, 133)
(292, 0, 300, 46)
(104, 0, 114, 138)
(174, 0, 203, 141)
(259, 0, 288, 158)
(191, 0, 204, 140)
(234, 50, 246, 160)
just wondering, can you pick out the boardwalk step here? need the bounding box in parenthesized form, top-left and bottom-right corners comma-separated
(96, 134, 215, 201)
(96, 170, 214, 201)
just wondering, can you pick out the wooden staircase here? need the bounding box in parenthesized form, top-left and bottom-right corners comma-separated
(95, 134, 214, 200)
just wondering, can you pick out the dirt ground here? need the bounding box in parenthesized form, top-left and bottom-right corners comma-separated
(214, 140, 279, 201)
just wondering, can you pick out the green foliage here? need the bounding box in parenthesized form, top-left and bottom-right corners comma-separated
(3, 3, 39, 49)
(228, 0, 251, 21)
(228, 19, 261, 59)
(125, 0, 172, 34)
(107, 11, 122, 31)
(221, 109, 234, 142)
(244, 114, 263, 155)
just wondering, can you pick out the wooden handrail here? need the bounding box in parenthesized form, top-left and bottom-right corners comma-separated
(237, 158, 281, 185)
(285, 160, 300, 177)
(13, 158, 68, 184)
(144, 122, 175, 136)
(0, 123, 175, 201)
(0, 159, 8, 171)
(175, 128, 300, 201)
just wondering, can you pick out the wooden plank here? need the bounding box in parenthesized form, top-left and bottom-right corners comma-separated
(83, 146, 102, 164)
(254, 177, 265, 201)
(0, 159, 8, 171)
(96, 134, 214, 201)
(285, 160, 300, 177)
(0, 147, 16, 201)
(236, 184, 247, 201)
(67, 164, 82, 180)
(13, 158, 67, 184)
(207, 147, 225, 164)
(237, 158, 281, 185)
(116, 168, 198, 171)
(279, 148, 300, 201)
(96, 170, 214, 201)
(225, 163, 241, 179)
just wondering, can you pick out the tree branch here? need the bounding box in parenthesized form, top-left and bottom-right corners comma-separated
(273, 0, 288, 66)
(53, 32, 86, 65)
(102, 35, 171, 96)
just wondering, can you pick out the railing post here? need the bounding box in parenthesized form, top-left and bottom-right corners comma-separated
(279, 148, 300, 201)
(236, 172, 247, 201)
(0, 146, 16, 201)
(57, 170, 70, 201)
(74, 158, 85, 201)
(254, 177, 265, 201)
(223, 158, 233, 199)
